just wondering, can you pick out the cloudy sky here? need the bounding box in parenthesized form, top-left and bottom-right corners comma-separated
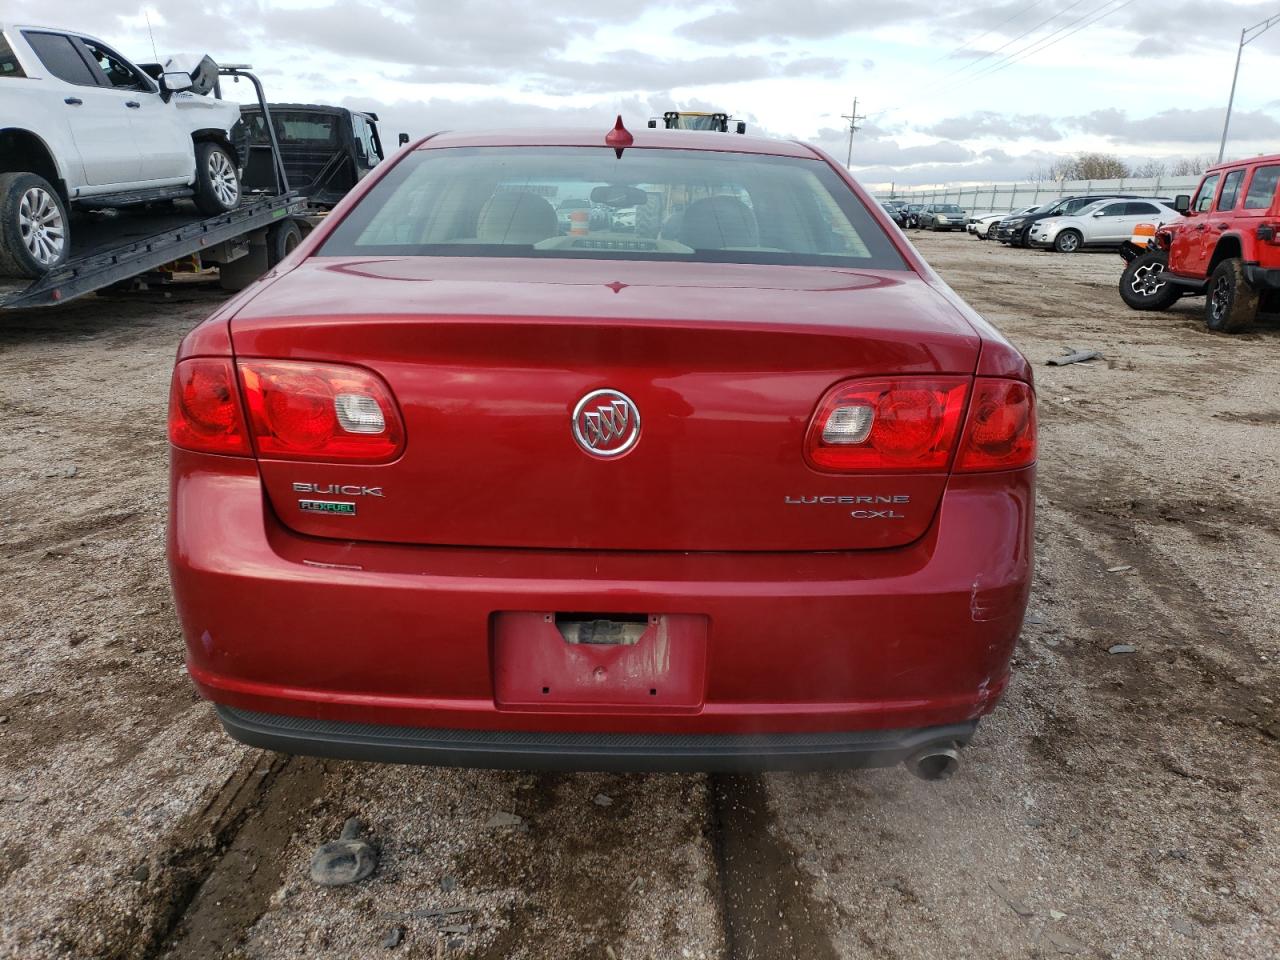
(10, 0, 1280, 185)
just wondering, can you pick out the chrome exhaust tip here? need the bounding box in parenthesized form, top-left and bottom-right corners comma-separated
(906, 744, 960, 782)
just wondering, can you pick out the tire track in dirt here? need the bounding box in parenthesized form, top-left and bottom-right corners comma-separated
(155, 757, 328, 959)
(710, 774, 840, 960)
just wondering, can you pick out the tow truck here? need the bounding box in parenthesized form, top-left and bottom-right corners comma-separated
(1, 66, 306, 310)
(647, 111, 747, 134)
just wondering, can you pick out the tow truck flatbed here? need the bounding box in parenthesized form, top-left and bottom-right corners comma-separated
(1, 192, 306, 310)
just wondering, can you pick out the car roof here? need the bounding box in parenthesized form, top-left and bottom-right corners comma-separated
(1208, 153, 1280, 173)
(415, 127, 819, 159)
(4, 22, 105, 40)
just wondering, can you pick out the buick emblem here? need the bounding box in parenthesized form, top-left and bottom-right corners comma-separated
(572, 389, 641, 458)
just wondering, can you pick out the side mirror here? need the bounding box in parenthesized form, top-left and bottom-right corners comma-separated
(736, 121, 747, 134)
(1092, 210, 1105, 217)
(397, 132, 409, 147)
(161, 70, 193, 95)
(1174, 194, 1191, 213)
(647, 119, 657, 128)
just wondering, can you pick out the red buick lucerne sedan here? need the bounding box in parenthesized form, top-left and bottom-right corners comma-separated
(168, 121, 1035, 779)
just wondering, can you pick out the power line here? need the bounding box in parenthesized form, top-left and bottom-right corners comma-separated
(964, 0, 1135, 85)
(870, 0, 1094, 120)
(930, 0, 1094, 84)
(875, 0, 1138, 120)
(931, 0, 1052, 64)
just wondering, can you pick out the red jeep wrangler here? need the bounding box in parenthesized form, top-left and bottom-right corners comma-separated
(1119, 155, 1280, 332)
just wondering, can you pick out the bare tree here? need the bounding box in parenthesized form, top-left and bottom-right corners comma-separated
(1069, 152, 1131, 179)
(1036, 152, 1131, 182)
(1170, 156, 1212, 176)
(1132, 159, 1168, 178)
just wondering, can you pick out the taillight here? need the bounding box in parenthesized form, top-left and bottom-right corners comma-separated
(237, 360, 404, 462)
(168, 358, 251, 456)
(805, 377, 969, 472)
(955, 378, 1036, 472)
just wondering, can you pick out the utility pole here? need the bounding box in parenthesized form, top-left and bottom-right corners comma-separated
(1218, 12, 1280, 163)
(842, 98, 866, 168)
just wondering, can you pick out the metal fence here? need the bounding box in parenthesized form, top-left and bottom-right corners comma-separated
(871, 176, 1202, 216)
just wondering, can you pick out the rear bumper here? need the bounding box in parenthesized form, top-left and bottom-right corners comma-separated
(217, 705, 978, 772)
(170, 450, 1033, 763)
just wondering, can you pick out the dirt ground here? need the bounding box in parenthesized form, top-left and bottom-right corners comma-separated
(0, 233, 1276, 960)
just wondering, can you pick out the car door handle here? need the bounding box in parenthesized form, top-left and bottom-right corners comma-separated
(125, 101, 140, 109)
(64, 96, 83, 106)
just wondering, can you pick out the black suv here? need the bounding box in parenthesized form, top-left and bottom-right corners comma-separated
(994, 195, 1171, 247)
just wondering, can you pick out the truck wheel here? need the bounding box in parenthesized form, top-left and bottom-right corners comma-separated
(1119, 250, 1180, 311)
(193, 141, 241, 215)
(1204, 258, 1259, 333)
(0, 172, 69, 278)
(267, 220, 303, 267)
(1053, 229, 1082, 253)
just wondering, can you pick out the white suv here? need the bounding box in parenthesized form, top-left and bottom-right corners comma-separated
(1028, 198, 1183, 253)
(0, 24, 242, 277)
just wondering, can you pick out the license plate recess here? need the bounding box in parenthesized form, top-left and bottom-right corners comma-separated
(493, 612, 708, 709)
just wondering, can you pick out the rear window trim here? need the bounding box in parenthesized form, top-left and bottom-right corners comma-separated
(316, 145, 909, 272)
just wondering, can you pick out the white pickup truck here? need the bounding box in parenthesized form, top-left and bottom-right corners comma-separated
(0, 23, 242, 277)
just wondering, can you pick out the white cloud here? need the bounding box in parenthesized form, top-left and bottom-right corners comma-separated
(6, 0, 1280, 186)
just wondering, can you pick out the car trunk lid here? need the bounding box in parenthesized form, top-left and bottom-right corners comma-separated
(229, 256, 980, 551)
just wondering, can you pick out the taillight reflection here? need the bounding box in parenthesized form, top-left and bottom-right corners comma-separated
(237, 360, 405, 462)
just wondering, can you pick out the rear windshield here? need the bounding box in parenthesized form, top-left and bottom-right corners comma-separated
(243, 111, 339, 147)
(319, 146, 906, 269)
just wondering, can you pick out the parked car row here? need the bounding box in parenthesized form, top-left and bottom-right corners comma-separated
(879, 200, 967, 231)
(967, 207, 1037, 239)
(882, 194, 1189, 256)
(984, 194, 1182, 253)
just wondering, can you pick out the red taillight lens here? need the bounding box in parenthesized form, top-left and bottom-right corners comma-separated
(168, 358, 250, 456)
(237, 360, 405, 462)
(805, 377, 969, 472)
(955, 378, 1036, 472)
